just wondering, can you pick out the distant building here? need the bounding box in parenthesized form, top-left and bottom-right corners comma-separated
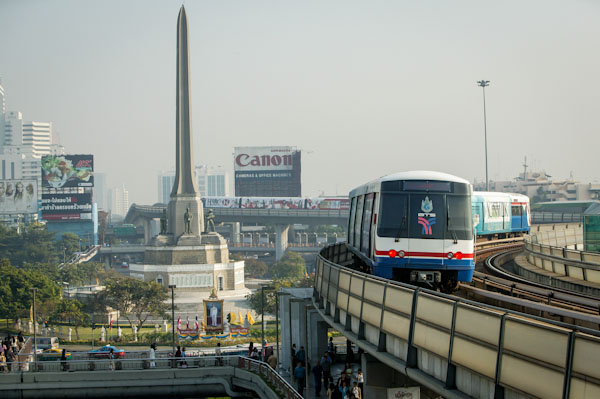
(476, 170, 600, 203)
(109, 184, 129, 216)
(94, 172, 107, 210)
(157, 171, 175, 204)
(195, 165, 230, 197)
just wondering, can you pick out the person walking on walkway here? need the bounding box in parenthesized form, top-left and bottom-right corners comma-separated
(215, 342, 223, 366)
(293, 360, 306, 397)
(312, 361, 323, 397)
(149, 343, 156, 368)
(60, 349, 68, 371)
(321, 351, 332, 383)
(108, 348, 115, 371)
(356, 368, 364, 398)
(175, 346, 182, 367)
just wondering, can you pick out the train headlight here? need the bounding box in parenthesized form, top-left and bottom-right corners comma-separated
(388, 250, 397, 258)
(447, 252, 454, 259)
(455, 252, 463, 260)
(398, 250, 405, 258)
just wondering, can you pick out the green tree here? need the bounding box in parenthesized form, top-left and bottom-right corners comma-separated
(0, 259, 60, 321)
(54, 299, 89, 340)
(56, 232, 81, 261)
(245, 258, 268, 278)
(245, 275, 315, 317)
(98, 277, 169, 330)
(270, 252, 306, 280)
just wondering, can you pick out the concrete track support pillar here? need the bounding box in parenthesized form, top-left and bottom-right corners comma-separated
(361, 353, 422, 399)
(274, 225, 290, 261)
(231, 222, 241, 244)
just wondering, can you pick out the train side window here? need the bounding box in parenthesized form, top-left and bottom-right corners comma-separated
(354, 195, 365, 247)
(511, 205, 522, 216)
(348, 197, 357, 246)
(361, 193, 374, 254)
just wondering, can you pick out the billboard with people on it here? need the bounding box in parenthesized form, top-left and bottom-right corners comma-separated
(0, 180, 38, 214)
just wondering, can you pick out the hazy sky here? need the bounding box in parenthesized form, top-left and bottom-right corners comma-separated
(1, 0, 599, 205)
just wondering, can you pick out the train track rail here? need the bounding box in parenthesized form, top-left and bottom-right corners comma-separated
(461, 243, 600, 329)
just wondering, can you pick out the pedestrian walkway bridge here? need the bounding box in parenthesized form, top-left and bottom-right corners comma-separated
(0, 356, 300, 399)
(313, 243, 600, 399)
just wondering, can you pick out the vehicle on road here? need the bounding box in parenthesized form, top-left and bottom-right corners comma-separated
(37, 348, 72, 361)
(35, 337, 60, 352)
(88, 345, 125, 359)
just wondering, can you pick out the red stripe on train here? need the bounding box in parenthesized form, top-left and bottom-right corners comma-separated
(374, 250, 473, 259)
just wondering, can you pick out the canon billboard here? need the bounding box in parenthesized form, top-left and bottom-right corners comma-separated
(234, 147, 301, 197)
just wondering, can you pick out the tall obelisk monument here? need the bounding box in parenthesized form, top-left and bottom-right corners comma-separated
(168, 5, 204, 242)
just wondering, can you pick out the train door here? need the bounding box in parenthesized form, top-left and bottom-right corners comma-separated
(511, 203, 523, 231)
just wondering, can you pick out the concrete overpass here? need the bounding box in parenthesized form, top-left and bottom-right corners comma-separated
(124, 203, 348, 260)
(282, 243, 600, 398)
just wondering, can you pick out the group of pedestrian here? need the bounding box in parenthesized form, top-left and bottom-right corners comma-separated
(0, 332, 22, 372)
(174, 345, 188, 368)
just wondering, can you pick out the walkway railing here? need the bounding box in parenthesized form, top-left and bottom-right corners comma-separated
(0, 355, 301, 399)
(315, 243, 600, 399)
(524, 226, 600, 284)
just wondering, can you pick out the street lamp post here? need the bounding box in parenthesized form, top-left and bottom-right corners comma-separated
(477, 80, 491, 191)
(32, 288, 37, 371)
(261, 285, 275, 362)
(168, 285, 176, 356)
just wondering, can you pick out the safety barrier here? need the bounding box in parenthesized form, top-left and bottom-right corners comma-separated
(524, 225, 600, 284)
(314, 243, 600, 399)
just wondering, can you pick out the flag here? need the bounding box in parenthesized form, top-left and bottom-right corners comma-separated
(109, 314, 113, 328)
(304, 269, 309, 279)
(229, 312, 238, 324)
(247, 312, 255, 325)
(177, 315, 181, 328)
(238, 312, 243, 325)
(29, 305, 33, 322)
(186, 316, 190, 328)
(195, 315, 199, 329)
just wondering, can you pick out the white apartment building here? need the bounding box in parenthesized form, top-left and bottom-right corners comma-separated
(109, 184, 129, 217)
(195, 165, 230, 197)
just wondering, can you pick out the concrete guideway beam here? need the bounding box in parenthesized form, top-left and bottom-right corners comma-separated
(314, 242, 600, 399)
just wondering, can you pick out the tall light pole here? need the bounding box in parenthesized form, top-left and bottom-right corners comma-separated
(261, 285, 275, 361)
(32, 288, 37, 371)
(477, 80, 490, 191)
(168, 285, 176, 356)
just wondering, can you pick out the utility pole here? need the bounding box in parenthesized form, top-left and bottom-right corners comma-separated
(32, 288, 37, 371)
(169, 285, 176, 356)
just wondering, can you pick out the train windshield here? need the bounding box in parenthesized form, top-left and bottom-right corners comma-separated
(377, 193, 473, 240)
(447, 196, 473, 240)
(377, 194, 408, 238)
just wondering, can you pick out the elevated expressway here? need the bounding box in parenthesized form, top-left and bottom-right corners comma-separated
(125, 203, 348, 259)
(313, 242, 600, 399)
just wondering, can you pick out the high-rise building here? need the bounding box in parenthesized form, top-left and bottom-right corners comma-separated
(195, 165, 230, 197)
(94, 172, 107, 210)
(157, 171, 175, 204)
(0, 79, 5, 143)
(110, 184, 129, 216)
(22, 122, 52, 158)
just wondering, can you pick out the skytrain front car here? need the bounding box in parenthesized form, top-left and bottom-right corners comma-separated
(348, 171, 474, 292)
